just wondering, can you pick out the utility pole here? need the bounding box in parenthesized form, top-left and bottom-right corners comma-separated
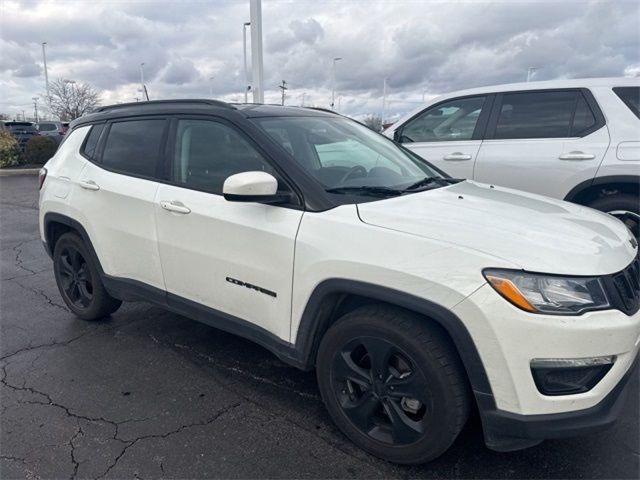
(331, 57, 341, 109)
(32, 97, 39, 123)
(279, 80, 288, 106)
(42, 42, 49, 101)
(243, 22, 251, 103)
(250, 0, 264, 103)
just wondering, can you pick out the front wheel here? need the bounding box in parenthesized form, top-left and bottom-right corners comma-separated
(53, 232, 122, 320)
(316, 305, 470, 464)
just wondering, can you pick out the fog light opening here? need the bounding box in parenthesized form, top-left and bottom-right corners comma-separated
(530, 356, 615, 396)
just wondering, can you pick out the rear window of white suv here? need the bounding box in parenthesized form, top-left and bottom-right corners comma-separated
(613, 87, 640, 119)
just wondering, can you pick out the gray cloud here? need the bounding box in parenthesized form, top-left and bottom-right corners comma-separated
(0, 0, 638, 120)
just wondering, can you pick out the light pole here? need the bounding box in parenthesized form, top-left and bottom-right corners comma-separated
(42, 42, 49, 101)
(301, 92, 306, 107)
(331, 57, 341, 110)
(526, 67, 537, 82)
(139, 63, 150, 100)
(382, 77, 388, 124)
(209, 76, 214, 97)
(250, 0, 264, 103)
(243, 22, 251, 103)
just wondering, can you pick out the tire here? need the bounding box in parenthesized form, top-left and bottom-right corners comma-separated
(53, 232, 122, 320)
(316, 305, 470, 464)
(587, 194, 639, 238)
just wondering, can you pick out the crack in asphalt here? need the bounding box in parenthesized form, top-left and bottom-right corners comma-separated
(97, 401, 243, 479)
(0, 329, 92, 362)
(13, 279, 69, 312)
(69, 426, 84, 480)
(12, 240, 39, 275)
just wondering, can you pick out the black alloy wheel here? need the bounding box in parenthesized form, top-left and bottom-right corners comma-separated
(332, 337, 430, 445)
(317, 305, 470, 464)
(57, 245, 94, 308)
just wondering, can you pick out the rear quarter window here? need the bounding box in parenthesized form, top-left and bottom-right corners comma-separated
(613, 87, 640, 119)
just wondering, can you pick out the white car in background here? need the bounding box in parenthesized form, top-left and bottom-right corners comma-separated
(385, 78, 640, 236)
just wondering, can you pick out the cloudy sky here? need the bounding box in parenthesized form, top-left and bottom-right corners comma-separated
(1, 0, 639, 121)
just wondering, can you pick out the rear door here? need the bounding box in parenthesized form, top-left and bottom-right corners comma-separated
(394, 95, 492, 179)
(73, 117, 168, 290)
(474, 89, 609, 199)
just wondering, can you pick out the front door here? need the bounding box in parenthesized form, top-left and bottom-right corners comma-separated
(396, 95, 490, 179)
(154, 118, 303, 341)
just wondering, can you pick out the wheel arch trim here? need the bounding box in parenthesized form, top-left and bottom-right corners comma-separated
(564, 175, 640, 203)
(294, 279, 494, 401)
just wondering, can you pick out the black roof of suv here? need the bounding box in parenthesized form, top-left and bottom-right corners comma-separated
(72, 99, 335, 129)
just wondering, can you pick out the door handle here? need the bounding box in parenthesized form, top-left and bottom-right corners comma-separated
(443, 152, 472, 161)
(559, 151, 596, 160)
(79, 179, 100, 191)
(160, 201, 191, 214)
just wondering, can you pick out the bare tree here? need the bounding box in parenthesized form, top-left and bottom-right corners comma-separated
(45, 78, 101, 121)
(362, 114, 383, 132)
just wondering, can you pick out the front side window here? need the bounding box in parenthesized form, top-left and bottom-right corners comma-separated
(494, 91, 579, 139)
(101, 119, 166, 177)
(400, 96, 486, 143)
(253, 116, 441, 191)
(172, 119, 274, 194)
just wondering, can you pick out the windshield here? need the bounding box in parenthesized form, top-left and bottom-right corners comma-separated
(252, 116, 443, 192)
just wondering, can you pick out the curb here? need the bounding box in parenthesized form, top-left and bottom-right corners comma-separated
(0, 168, 40, 177)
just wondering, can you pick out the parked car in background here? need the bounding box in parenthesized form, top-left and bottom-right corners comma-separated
(39, 100, 639, 464)
(37, 121, 67, 143)
(3, 121, 40, 152)
(385, 78, 640, 236)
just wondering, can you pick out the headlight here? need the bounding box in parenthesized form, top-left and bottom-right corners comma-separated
(483, 269, 610, 315)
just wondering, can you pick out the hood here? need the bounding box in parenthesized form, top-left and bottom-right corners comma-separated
(357, 181, 637, 276)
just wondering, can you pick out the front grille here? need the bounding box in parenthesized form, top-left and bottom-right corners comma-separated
(604, 256, 640, 316)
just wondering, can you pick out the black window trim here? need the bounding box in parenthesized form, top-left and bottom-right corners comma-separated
(394, 93, 495, 144)
(484, 88, 606, 141)
(161, 114, 304, 210)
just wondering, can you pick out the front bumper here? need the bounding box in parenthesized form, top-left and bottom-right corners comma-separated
(477, 357, 637, 451)
(452, 282, 640, 451)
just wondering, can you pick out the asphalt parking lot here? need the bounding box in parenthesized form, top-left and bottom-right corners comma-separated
(0, 174, 638, 479)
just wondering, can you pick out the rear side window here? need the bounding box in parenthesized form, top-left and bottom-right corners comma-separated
(81, 124, 104, 161)
(494, 91, 579, 139)
(101, 119, 166, 177)
(613, 87, 640, 119)
(571, 94, 597, 136)
(38, 123, 57, 131)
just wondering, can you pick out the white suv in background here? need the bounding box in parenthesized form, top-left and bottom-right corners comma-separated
(385, 78, 640, 236)
(39, 100, 639, 464)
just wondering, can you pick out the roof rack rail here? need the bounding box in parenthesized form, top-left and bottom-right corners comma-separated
(94, 99, 235, 113)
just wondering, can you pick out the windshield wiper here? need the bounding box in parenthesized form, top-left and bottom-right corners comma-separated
(325, 186, 404, 197)
(403, 177, 463, 191)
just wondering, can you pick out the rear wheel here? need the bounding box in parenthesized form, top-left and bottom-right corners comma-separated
(53, 233, 121, 320)
(316, 305, 469, 464)
(587, 194, 639, 239)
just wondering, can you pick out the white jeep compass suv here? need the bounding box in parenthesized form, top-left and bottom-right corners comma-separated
(39, 100, 639, 464)
(385, 78, 640, 237)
